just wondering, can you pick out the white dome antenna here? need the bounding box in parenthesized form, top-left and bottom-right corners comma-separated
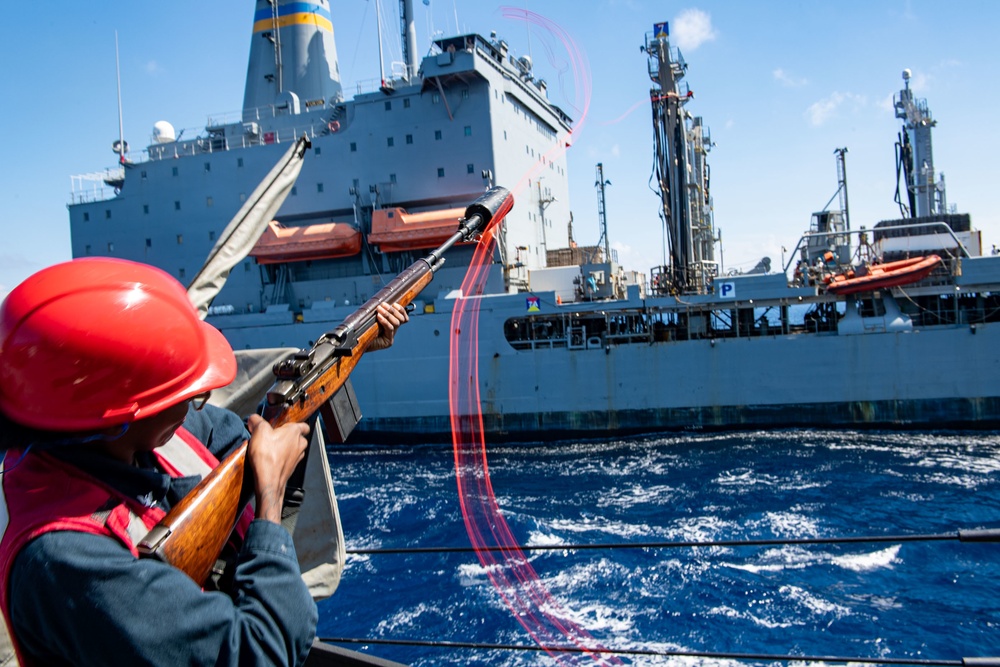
(152, 121, 176, 143)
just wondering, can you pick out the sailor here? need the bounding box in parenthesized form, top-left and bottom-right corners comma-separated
(0, 258, 407, 666)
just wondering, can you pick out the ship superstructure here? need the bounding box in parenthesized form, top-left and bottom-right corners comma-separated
(69, 0, 573, 342)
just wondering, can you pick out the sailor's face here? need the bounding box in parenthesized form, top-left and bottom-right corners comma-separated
(129, 401, 191, 452)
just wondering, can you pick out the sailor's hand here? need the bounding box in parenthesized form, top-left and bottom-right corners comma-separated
(369, 302, 410, 352)
(245, 415, 310, 524)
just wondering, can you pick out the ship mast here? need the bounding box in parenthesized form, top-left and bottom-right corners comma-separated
(399, 0, 418, 80)
(113, 31, 127, 165)
(595, 163, 611, 262)
(375, 0, 387, 88)
(894, 68, 946, 218)
(645, 22, 716, 294)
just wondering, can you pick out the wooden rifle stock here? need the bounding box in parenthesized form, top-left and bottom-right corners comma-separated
(137, 186, 513, 583)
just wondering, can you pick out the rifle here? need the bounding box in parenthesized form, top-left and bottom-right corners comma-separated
(137, 186, 514, 584)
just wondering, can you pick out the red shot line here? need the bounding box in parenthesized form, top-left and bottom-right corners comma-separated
(448, 237, 622, 663)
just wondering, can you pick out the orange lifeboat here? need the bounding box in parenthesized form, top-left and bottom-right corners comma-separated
(367, 206, 467, 252)
(826, 255, 942, 295)
(249, 220, 362, 264)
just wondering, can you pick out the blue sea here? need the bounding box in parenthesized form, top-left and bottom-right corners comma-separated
(316, 430, 1000, 665)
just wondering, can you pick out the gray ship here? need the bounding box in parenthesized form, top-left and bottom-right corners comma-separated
(68, 2, 1000, 441)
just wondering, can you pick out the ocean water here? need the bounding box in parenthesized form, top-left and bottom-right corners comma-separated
(316, 430, 1000, 665)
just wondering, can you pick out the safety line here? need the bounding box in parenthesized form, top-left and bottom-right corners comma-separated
(346, 527, 999, 555)
(317, 636, 983, 666)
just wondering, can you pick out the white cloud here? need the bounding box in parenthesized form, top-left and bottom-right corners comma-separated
(611, 239, 657, 274)
(145, 60, 163, 75)
(773, 68, 807, 87)
(805, 92, 866, 126)
(877, 93, 895, 114)
(904, 68, 929, 93)
(672, 9, 716, 52)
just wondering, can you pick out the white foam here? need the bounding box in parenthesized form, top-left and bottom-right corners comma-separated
(830, 544, 900, 572)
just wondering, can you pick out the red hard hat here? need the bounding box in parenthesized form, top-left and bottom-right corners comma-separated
(0, 258, 236, 431)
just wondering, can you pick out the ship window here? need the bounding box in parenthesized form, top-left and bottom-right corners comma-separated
(209, 231, 216, 241)
(206, 196, 213, 207)
(244, 261, 251, 272)
(237, 157, 244, 168)
(464, 126, 472, 136)
(352, 178, 359, 190)
(172, 166, 178, 176)
(434, 130, 442, 140)
(83, 212, 89, 222)
(350, 142, 357, 152)
(314, 146, 321, 156)
(107, 242, 114, 252)
(176, 235, 183, 244)
(403, 98, 410, 109)
(174, 201, 181, 211)
(462, 88, 469, 99)
(432, 93, 440, 104)
(387, 137, 394, 147)
(437, 167, 445, 178)
(179, 268, 185, 279)
(405, 134, 413, 144)
(385, 101, 391, 111)
(504, 130, 507, 141)
(143, 204, 149, 214)
(85, 244, 91, 254)
(467, 163, 474, 174)
(141, 170, 147, 180)
(105, 210, 112, 219)
(317, 183, 324, 193)
(291, 187, 297, 196)
(204, 162, 211, 173)
(390, 173, 397, 184)
(145, 238, 152, 248)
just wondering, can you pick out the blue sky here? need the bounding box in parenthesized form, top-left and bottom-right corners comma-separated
(2, 1, 998, 297)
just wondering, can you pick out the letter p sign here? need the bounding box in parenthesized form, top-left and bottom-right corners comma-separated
(719, 282, 736, 299)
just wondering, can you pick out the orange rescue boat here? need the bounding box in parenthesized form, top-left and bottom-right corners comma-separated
(825, 254, 942, 295)
(249, 220, 362, 264)
(367, 206, 468, 252)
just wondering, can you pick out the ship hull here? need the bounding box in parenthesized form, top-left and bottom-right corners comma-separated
(214, 291, 1000, 443)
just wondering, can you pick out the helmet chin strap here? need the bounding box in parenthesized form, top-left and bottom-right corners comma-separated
(39, 422, 131, 450)
(1, 423, 134, 476)
(0, 423, 132, 476)
(0, 446, 34, 475)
